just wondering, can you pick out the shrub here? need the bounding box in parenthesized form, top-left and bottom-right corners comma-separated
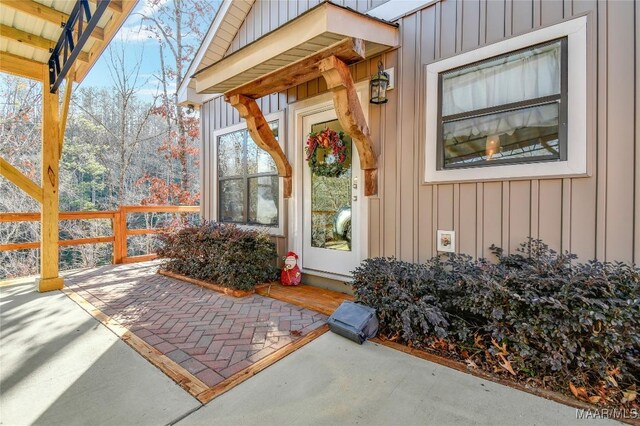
(351, 239, 640, 407)
(157, 221, 279, 291)
(352, 257, 449, 342)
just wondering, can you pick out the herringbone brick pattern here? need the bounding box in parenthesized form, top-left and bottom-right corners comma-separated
(65, 262, 326, 387)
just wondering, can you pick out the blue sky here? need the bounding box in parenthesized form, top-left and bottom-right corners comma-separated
(82, 0, 219, 101)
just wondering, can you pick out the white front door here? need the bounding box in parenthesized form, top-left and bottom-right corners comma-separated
(301, 109, 362, 277)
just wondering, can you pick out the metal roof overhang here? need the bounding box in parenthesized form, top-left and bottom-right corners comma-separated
(0, 0, 137, 86)
(192, 1, 400, 96)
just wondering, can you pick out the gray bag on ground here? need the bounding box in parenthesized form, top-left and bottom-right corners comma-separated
(327, 301, 378, 344)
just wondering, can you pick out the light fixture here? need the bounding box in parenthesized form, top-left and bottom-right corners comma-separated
(485, 134, 501, 161)
(370, 61, 389, 104)
(186, 104, 195, 115)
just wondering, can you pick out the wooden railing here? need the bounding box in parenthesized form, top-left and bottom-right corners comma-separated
(0, 205, 199, 264)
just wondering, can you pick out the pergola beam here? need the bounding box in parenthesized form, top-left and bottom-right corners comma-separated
(0, 24, 89, 63)
(223, 51, 378, 196)
(319, 55, 377, 195)
(48, 0, 111, 92)
(0, 51, 43, 81)
(2, 1, 105, 41)
(224, 38, 365, 100)
(0, 157, 44, 203)
(227, 94, 293, 198)
(90, 0, 122, 13)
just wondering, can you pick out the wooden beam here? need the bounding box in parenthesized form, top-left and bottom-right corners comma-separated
(73, 0, 138, 83)
(224, 38, 365, 100)
(228, 94, 293, 198)
(112, 210, 126, 264)
(0, 212, 40, 222)
(0, 157, 43, 203)
(89, 0, 123, 13)
(0, 210, 117, 222)
(38, 66, 63, 292)
(319, 56, 378, 196)
(0, 242, 39, 251)
(121, 205, 200, 213)
(2, 1, 105, 41)
(0, 24, 89, 63)
(0, 236, 114, 251)
(0, 52, 44, 81)
(59, 75, 74, 153)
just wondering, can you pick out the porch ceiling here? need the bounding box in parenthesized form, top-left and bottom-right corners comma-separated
(0, 0, 137, 83)
(192, 1, 399, 95)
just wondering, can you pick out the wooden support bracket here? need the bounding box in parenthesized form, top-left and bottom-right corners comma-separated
(227, 94, 293, 198)
(0, 157, 43, 203)
(59, 75, 74, 154)
(319, 56, 378, 196)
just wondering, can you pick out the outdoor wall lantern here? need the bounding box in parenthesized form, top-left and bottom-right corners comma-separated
(369, 61, 389, 104)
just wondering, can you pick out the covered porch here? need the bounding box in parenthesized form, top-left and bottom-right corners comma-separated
(0, 0, 137, 291)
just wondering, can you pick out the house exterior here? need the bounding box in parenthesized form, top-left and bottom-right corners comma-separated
(179, 0, 640, 291)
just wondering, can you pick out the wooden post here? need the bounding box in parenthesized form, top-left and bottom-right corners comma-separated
(112, 209, 127, 264)
(37, 65, 63, 292)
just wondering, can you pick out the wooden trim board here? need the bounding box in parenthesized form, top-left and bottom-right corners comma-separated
(256, 284, 353, 316)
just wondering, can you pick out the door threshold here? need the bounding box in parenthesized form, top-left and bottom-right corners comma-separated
(256, 283, 353, 316)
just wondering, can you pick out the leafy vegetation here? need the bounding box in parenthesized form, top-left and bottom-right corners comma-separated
(351, 239, 639, 409)
(157, 221, 279, 291)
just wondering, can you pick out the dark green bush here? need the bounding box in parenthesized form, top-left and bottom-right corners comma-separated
(157, 221, 279, 291)
(352, 239, 640, 406)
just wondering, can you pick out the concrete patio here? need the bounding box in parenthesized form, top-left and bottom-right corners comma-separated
(0, 264, 621, 426)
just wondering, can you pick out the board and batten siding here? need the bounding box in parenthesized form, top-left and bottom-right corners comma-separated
(399, 0, 639, 265)
(201, 0, 640, 266)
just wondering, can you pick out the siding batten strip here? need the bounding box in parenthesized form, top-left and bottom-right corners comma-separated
(635, 1, 640, 264)
(501, 181, 510, 253)
(595, 0, 608, 260)
(562, 178, 572, 254)
(530, 180, 539, 240)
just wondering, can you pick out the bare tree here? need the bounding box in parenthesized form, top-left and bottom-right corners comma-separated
(135, 0, 213, 202)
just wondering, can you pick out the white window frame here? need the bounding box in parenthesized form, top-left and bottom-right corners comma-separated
(210, 111, 286, 236)
(424, 15, 588, 184)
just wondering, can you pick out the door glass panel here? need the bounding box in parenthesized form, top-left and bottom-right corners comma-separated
(309, 119, 352, 251)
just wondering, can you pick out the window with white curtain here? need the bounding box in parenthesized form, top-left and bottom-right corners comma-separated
(438, 39, 567, 169)
(424, 16, 588, 183)
(216, 121, 280, 227)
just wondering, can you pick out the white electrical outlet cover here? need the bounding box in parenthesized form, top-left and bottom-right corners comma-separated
(436, 230, 455, 253)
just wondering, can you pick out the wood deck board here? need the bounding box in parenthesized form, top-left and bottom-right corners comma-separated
(256, 284, 353, 316)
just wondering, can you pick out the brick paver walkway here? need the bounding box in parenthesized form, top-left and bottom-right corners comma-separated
(65, 262, 327, 387)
